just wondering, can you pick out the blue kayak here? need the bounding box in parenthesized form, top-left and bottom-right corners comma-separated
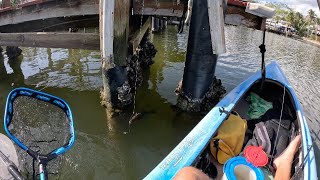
(145, 62, 317, 180)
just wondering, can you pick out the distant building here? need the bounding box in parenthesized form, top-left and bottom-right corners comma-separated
(266, 19, 295, 36)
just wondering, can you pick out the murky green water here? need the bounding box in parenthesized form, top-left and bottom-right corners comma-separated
(1, 25, 320, 179)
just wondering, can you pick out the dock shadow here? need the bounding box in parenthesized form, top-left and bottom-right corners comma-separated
(7, 55, 25, 87)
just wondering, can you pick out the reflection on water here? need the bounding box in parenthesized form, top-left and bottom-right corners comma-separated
(0, 25, 320, 179)
(3, 47, 102, 91)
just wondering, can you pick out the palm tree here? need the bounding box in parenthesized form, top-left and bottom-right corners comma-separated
(307, 9, 316, 23)
(316, 17, 320, 25)
(293, 12, 308, 36)
(307, 9, 316, 36)
(285, 10, 295, 25)
(316, 17, 320, 38)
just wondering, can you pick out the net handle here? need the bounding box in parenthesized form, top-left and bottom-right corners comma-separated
(39, 162, 48, 180)
(4, 87, 76, 157)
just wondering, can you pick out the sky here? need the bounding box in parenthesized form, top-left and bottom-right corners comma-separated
(260, 0, 320, 16)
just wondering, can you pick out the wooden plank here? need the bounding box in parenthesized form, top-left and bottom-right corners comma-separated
(0, 32, 99, 50)
(227, 0, 247, 7)
(208, 0, 226, 54)
(113, 0, 130, 66)
(0, 0, 99, 27)
(0, 15, 99, 33)
(133, 0, 184, 17)
(99, 0, 114, 108)
(99, 0, 114, 67)
(129, 17, 151, 54)
(0, 0, 53, 12)
(134, 7, 183, 17)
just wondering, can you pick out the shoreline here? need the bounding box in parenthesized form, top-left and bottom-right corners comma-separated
(289, 35, 320, 48)
(301, 38, 320, 48)
(266, 29, 320, 48)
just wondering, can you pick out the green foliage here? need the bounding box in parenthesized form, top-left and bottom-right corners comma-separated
(307, 9, 316, 22)
(10, 0, 19, 7)
(265, 2, 319, 37)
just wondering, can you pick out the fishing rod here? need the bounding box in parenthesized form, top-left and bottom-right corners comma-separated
(259, 30, 266, 90)
(290, 128, 320, 179)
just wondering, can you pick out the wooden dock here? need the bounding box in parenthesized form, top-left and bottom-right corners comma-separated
(0, 0, 270, 49)
(0, 0, 274, 110)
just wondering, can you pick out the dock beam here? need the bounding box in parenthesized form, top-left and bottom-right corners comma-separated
(176, 0, 226, 112)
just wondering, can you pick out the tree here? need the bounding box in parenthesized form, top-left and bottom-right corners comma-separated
(285, 10, 295, 25)
(307, 9, 316, 23)
(294, 12, 308, 36)
(265, 4, 317, 37)
(316, 17, 320, 25)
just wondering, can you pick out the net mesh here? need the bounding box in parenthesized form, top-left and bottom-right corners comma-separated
(8, 96, 71, 179)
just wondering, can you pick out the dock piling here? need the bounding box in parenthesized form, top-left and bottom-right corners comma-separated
(99, 0, 115, 109)
(176, 0, 226, 112)
(99, 0, 135, 109)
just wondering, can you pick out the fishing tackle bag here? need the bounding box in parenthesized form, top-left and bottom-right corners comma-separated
(210, 112, 247, 164)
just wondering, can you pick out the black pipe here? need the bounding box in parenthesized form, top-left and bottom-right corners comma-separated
(182, 0, 218, 99)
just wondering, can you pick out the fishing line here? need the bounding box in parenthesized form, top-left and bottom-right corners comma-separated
(267, 84, 318, 179)
(269, 84, 286, 165)
(32, 17, 99, 32)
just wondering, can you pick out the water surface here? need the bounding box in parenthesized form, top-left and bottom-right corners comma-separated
(0, 25, 319, 179)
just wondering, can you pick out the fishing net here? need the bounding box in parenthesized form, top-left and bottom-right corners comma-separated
(8, 95, 71, 179)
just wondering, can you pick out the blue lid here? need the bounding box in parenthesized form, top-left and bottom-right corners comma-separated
(223, 156, 264, 180)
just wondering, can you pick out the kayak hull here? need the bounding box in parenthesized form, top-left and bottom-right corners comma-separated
(145, 61, 317, 180)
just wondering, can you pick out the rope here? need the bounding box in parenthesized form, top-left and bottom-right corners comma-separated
(269, 84, 286, 165)
(128, 0, 145, 133)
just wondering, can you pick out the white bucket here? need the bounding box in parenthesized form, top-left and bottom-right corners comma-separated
(222, 164, 257, 180)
